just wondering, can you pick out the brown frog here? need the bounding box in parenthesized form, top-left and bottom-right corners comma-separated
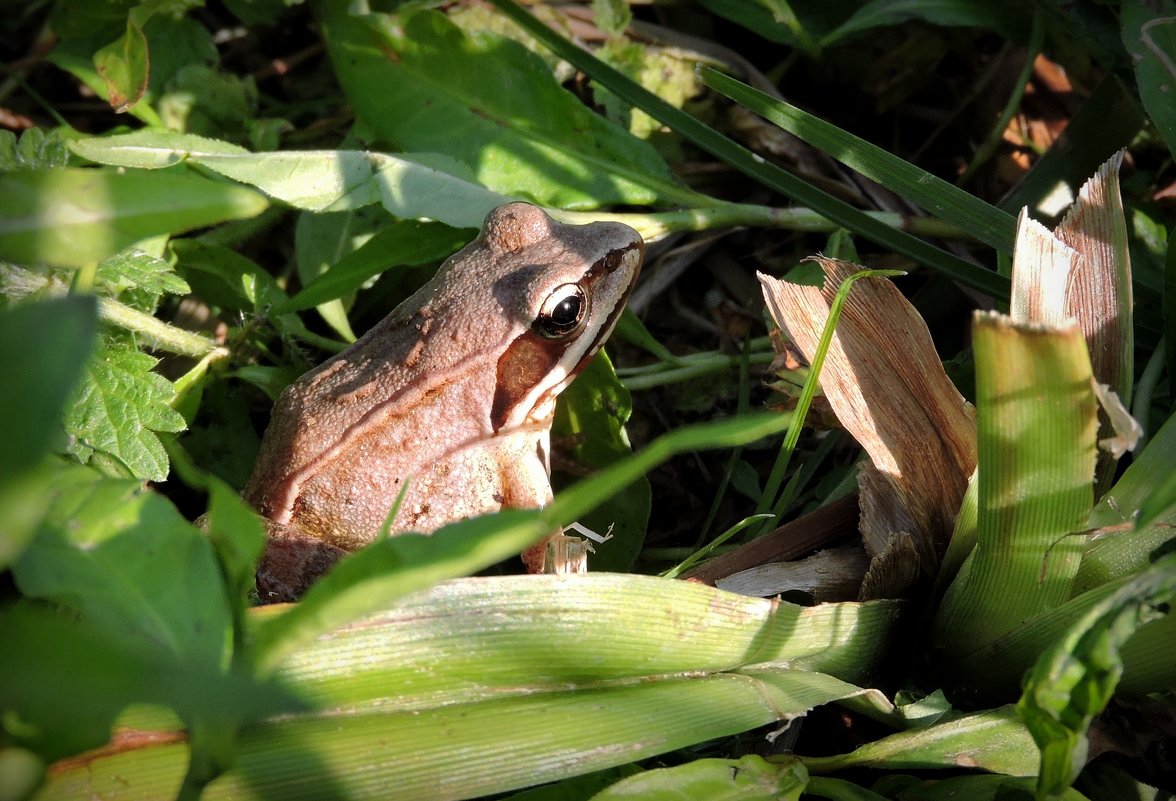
(244, 203, 644, 600)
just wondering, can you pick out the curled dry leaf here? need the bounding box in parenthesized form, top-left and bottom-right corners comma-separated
(759, 260, 976, 598)
(716, 546, 869, 602)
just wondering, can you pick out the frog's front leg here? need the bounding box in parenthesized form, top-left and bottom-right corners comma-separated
(500, 432, 588, 574)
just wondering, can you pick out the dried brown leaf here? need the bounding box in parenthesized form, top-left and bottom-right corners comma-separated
(759, 260, 976, 595)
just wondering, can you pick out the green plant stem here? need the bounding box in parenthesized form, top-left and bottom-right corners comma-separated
(1, 263, 220, 357)
(558, 205, 973, 241)
(619, 351, 775, 390)
(97, 297, 219, 357)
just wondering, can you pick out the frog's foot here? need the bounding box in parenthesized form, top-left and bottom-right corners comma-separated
(521, 522, 613, 575)
(256, 524, 347, 603)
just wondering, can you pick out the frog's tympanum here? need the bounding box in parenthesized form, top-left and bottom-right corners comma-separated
(244, 203, 644, 600)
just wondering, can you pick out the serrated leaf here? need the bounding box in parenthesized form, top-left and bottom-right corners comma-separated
(1016, 552, 1176, 799)
(0, 128, 72, 172)
(96, 248, 191, 311)
(318, 5, 684, 208)
(65, 343, 187, 481)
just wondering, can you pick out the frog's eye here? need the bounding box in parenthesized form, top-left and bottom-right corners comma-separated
(536, 283, 588, 339)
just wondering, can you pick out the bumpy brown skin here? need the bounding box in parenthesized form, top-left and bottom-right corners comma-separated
(245, 203, 643, 602)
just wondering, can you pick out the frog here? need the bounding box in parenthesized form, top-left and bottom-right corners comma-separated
(243, 202, 644, 600)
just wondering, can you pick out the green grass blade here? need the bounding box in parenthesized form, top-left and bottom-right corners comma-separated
(486, 0, 1010, 300)
(700, 67, 1017, 254)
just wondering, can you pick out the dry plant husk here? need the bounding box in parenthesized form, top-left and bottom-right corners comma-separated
(760, 260, 977, 598)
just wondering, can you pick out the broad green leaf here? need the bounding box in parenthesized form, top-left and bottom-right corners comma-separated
(204, 478, 267, 608)
(293, 207, 385, 341)
(877, 774, 1091, 801)
(933, 313, 1098, 691)
(251, 509, 550, 674)
(698, 0, 829, 49)
(1117, 611, 1176, 696)
(0, 604, 169, 760)
(72, 132, 511, 229)
(71, 131, 248, 167)
(44, 575, 897, 800)
(318, 4, 686, 209)
(699, 68, 1016, 255)
(0, 297, 97, 570)
(273, 576, 898, 709)
(172, 238, 286, 314)
(553, 351, 651, 572)
(1122, 1, 1176, 160)
(0, 604, 299, 765)
(803, 706, 1038, 776)
(0, 297, 97, 479)
(13, 465, 230, 666)
(489, 0, 1007, 298)
(0, 167, 267, 268)
(158, 64, 259, 143)
(64, 342, 187, 482)
(590, 755, 807, 801)
(40, 671, 864, 801)
(1016, 552, 1176, 799)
